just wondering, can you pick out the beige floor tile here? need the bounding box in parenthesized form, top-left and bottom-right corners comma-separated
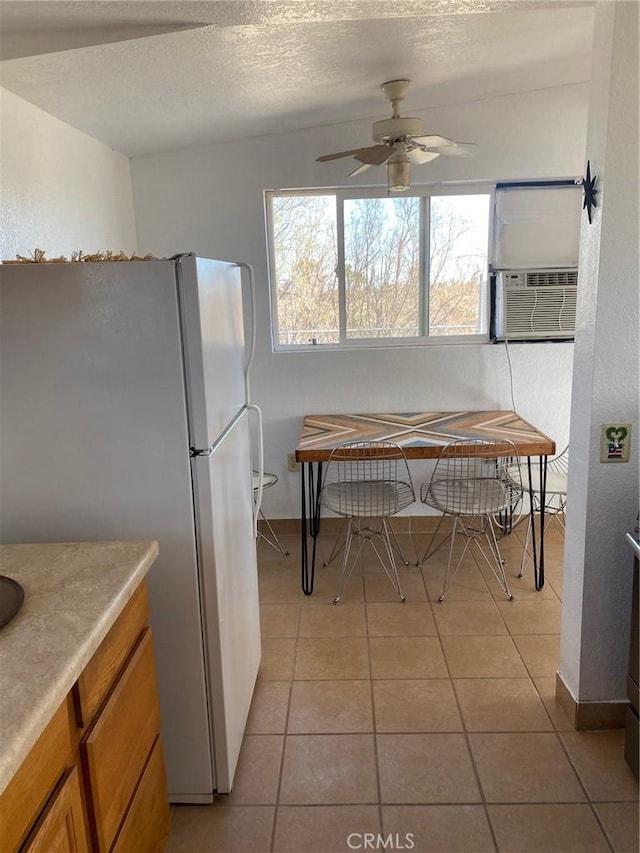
(299, 601, 367, 636)
(258, 638, 296, 681)
(468, 732, 586, 802)
(245, 681, 290, 734)
(288, 680, 373, 733)
(382, 805, 495, 852)
(593, 802, 640, 853)
(369, 636, 448, 679)
(496, 598, 561, 634)
(165, 805, 274, 853)
(454, 678, 553, 732)
(260, 603, 300, 637)
(258, 565, 302, 603)
(423, 561, 494, 602)
(364, 571, 427, 601)
(279, 734, 378, 804)
(488, 804, 610, 853)
(273, 805, 381, 853)
(294, 637, 370, 679)
(512, 633, 560, 677)
(432, 600, 508, 636)
(366, 602, 436, 636)
(303, 568, 365, 603)
(532, 677, 575, 731)
(373, 679, 463, 732)
(222, 735, 283, 805)
(442, 635, 528, 678)
(559, 730, 640, 801)
(377, 733, 481, 804)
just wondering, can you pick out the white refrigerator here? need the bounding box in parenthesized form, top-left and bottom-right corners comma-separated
(0, 254, 262, 803)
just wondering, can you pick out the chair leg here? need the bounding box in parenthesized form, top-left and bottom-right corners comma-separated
(484, 516, 513, 600)
(387, 521, 417, 567)
(419, 514, 448, 565)
(257, 509, 290, 556)
(333, 519, 355, 604)
(381, 519, 406, 602)
(439, 516, 460, 602)
(323, 523, 347, 567)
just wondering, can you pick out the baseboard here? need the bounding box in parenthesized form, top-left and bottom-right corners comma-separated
(257, 516, 444, 535)
(555, 671, 627, 730)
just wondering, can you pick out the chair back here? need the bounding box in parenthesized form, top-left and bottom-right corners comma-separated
(423, 437, 522, 516)
(321, 440, 415, 518)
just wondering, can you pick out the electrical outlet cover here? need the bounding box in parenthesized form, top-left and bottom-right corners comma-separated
(600, 423, 632, 463)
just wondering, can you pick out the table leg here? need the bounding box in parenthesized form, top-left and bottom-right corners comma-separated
(301, 461, 323, 595)
(527, 455, 548, 590)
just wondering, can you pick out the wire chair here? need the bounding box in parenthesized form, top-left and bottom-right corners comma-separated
(419, 438, 523, 601)
(320, 440, 415, 604)
(505, 445, 568, 577)
(252, 470, 290, 556)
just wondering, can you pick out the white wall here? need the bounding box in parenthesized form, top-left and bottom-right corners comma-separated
(560, 0, 639, 703)
(0, 88, 137, 260)
(131, 83, 588, 517)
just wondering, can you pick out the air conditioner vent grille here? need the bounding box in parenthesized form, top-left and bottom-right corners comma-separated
(525, 269, 578, 288)
(504, 286, 577, 338)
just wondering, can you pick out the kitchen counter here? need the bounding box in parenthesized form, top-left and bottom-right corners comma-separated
(0, 540, 159, 797)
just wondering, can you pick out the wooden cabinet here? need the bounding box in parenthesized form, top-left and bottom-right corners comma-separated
(0, 695, 81, 853)
(0, 580, 170, 853)
(23, 767, 89, 853)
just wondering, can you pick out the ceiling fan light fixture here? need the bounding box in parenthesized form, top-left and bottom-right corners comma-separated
(387, 154, 410, 192)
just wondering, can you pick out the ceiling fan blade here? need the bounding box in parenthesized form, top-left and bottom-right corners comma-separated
(317, 148, 370, 162)
(407, 148, 440, 165)
(348, 162, 374, 177)
(411, 134, 457, 148)
(317, 144, 392, 165)
(353, 144, 394, 166)
(436, 143, 479, 158)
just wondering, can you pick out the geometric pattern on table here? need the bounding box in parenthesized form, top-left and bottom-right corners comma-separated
(296, 411, 556, 461)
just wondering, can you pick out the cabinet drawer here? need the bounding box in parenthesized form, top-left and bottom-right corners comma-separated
(0, 695, 74, 853)
(81, 629, 160, 852)
(74, 583, 148, 727)
(112, 737, 171, 853)
(23, 766, 89, 853)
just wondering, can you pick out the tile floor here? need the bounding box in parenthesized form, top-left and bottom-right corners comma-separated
(166, 525, 639, 853)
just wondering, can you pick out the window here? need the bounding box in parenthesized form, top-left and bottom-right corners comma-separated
(266, 186, 493, 349)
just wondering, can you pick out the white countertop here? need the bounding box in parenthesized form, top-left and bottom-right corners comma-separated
(0, 540, 159, 796)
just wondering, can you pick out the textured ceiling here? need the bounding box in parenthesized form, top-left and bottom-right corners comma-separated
(0, 1, 596, 157)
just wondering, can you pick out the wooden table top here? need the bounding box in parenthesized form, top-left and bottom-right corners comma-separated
(295, 411, 556, 462)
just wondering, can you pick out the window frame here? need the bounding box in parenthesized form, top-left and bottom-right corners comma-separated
(265, 182, 496, 352)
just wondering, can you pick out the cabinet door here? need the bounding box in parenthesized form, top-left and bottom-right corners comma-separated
(111, 737, 171, 853)
(81, 629, 160, 852)
(0, 697, 74, 853)
(23, 766, 89, 853)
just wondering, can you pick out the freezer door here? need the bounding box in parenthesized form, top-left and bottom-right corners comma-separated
(177, 255, 246, 449)
(191, 409, 261, 792)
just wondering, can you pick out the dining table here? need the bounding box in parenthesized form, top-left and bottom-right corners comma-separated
(295, 411, 556, 595)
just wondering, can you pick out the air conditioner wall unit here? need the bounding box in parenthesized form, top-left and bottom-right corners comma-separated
(495, 268, 578, 341)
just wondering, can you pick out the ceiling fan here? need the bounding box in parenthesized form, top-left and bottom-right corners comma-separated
(317, 79, 477, 192)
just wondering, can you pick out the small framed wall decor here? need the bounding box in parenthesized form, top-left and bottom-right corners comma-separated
(600, 423, 632, 463)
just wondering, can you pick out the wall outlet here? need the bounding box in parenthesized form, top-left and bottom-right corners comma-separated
(287, 452, 300, 472)
(600, 423, 632, 463)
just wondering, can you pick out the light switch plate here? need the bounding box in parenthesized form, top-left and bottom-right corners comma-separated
(600, 423, 632, 463)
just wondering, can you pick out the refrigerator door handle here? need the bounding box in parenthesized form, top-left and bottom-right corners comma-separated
(247, 403, 263, 537)
(234, 262, 256, 407)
